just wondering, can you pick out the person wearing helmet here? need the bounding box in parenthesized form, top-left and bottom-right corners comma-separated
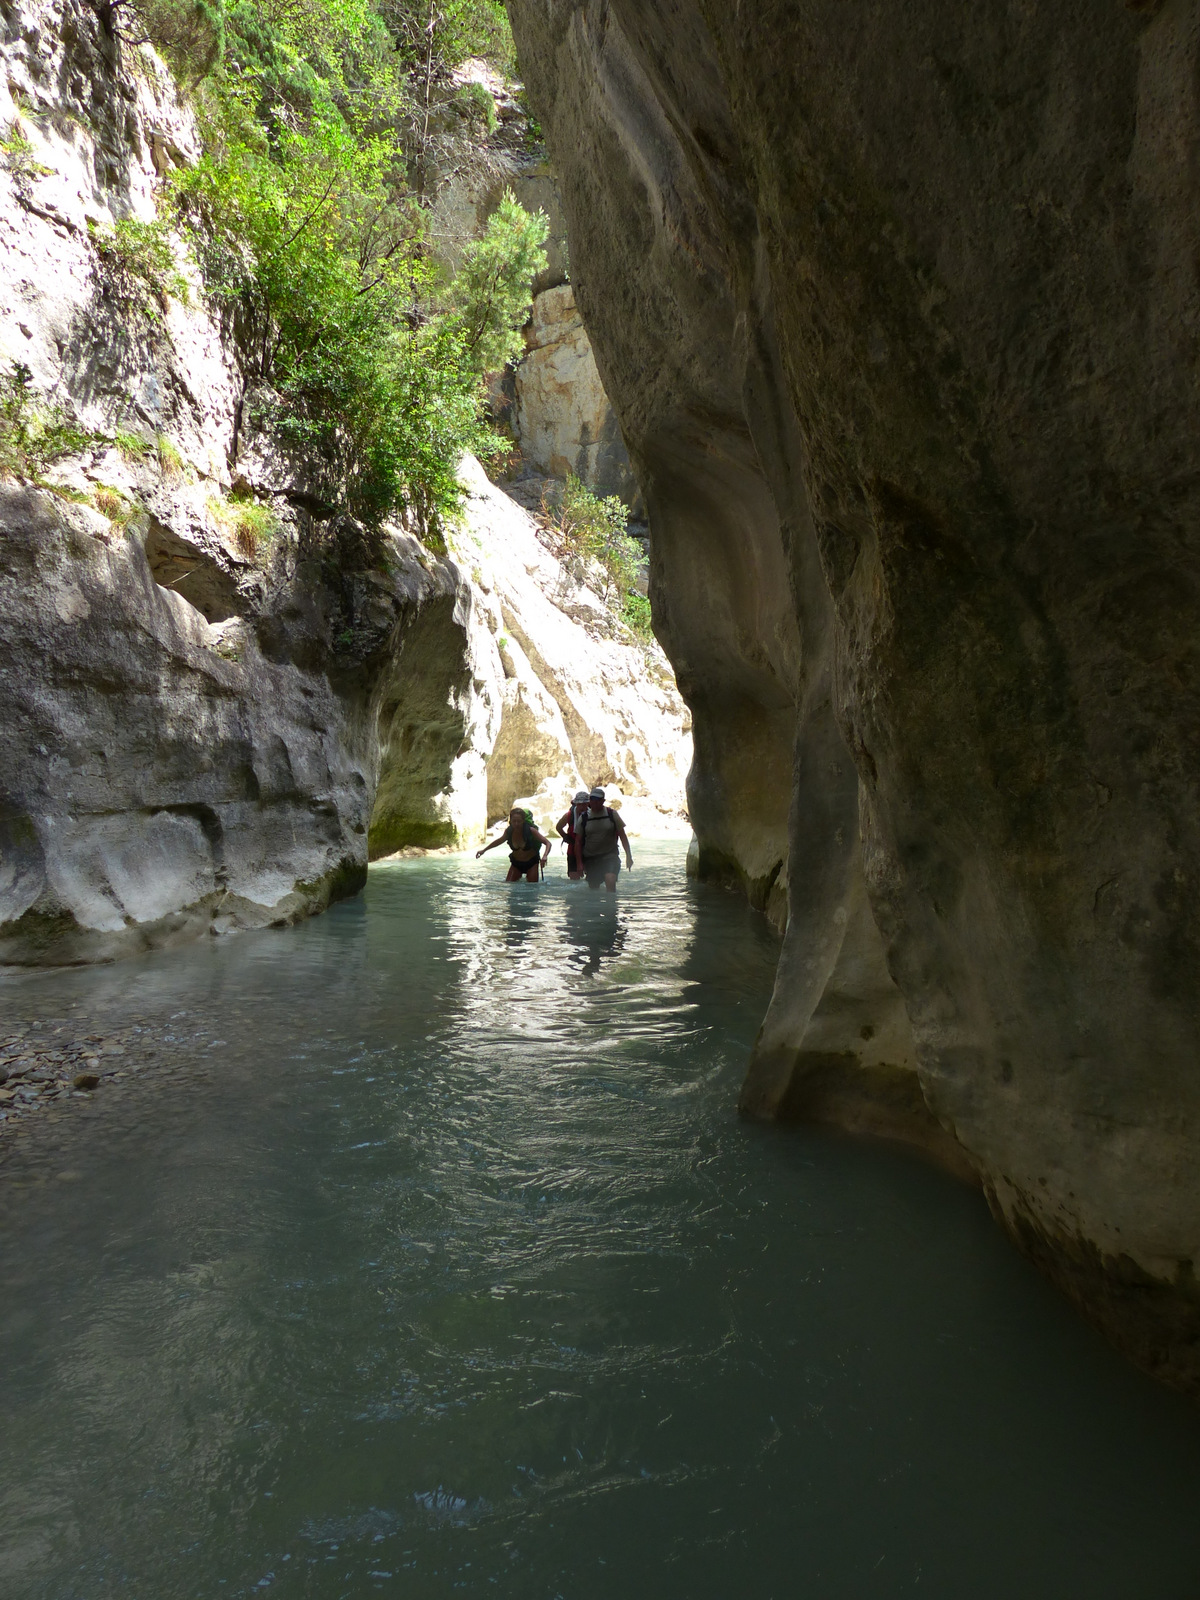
(476, 807, 551, 881)
(555, 790, 590, 879)
(577, 786, 633, 893)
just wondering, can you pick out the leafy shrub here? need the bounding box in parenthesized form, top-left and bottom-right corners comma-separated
(89, 216, 191, 310)
(101, 0, 544, 547)
(1, 118, 53, 183)
(124, 0, 226, 83)
(542, 473, 654, 640)
(622, 589, 654, 643)
(174, 90, 535, 538)
(0, 364, 94, 480)
(455, 80, 497, 135)
(547, 474, 639, 592)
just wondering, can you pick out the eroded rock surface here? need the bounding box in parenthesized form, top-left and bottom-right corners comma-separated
(513, 284, 638, 503)
(510, 0, 1200, 1389)
(0, 480, 486, 962)
(450, 456, 690, 838)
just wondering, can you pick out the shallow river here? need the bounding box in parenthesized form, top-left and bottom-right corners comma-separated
(2, 843, 1199, 1599)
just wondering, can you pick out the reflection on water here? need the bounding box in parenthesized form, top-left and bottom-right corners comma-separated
(1, 843, 1199, 1600)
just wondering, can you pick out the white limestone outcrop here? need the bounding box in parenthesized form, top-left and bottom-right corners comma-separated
(512, 285, 638, 505)
(449, 457, 690, 843)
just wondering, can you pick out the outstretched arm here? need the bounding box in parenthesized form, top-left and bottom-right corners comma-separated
(475, 832, 507, 859)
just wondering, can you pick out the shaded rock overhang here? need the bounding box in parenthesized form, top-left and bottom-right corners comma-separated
(508, 0, 1200, 1395)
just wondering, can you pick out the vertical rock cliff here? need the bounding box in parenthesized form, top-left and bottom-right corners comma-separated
(509, 0, 1200, 1389)
(0, 0, 689, 964)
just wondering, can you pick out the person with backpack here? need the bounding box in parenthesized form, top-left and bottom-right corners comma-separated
(476, 807, 551, 881)
(577, 787, 633, 892)
(555, 790, 590, 879)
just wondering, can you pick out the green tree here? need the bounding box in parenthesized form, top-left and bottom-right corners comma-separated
(104, 0, 542, 542)
(174, 91, 499, 532)
(448, 189, 548, 374)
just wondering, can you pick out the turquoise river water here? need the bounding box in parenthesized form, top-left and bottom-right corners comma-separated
(2, 842, 1199, 1598)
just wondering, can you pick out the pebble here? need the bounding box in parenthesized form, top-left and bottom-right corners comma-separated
(0, 1015, 214, 1144)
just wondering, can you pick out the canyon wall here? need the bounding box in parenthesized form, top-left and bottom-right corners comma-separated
(509, 0, 1200, 1390)
(450, 455, 690, 838)
(0, 0, 689, 964)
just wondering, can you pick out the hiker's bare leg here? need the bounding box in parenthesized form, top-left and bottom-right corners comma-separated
(505, 863, 523, 882)
(605, 871, 617, 893)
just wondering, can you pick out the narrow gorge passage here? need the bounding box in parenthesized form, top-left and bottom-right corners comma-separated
(3, 845, 1199, 1599)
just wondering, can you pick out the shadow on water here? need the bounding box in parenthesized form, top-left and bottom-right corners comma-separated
(563, 893, 628, 978)
(1, 843, 1199, 1600)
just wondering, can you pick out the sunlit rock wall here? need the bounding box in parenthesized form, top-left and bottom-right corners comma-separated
(449, 456, 691, 839)
(510, 0, 1200, 1390)
(513, 284, 639, 504)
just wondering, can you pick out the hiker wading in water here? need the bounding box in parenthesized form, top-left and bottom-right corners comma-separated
(555, 790, 590, 879)
(476, 808, 551, 882)
(578, 787, 633, 892)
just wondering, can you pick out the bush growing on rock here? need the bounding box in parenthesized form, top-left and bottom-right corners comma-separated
(88, 215, 191, 312)
(113, 0, 545, 542)
(543, 473, 653, 643)
(449, 189, 548, 376)
(0, 364, 94, 481)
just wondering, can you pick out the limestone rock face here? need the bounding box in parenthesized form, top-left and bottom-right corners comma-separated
(367, 555, 502, 858)
(0, 482, 483, 963)
(513, 284, 638, 504)
(450, 455, 691, 840)
(510, 0, 1200, 1388)
(0, 0, 498, 956)
(0, 6, 232, 475)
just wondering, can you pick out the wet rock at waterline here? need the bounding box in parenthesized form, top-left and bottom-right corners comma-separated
(1, 1017, 160, 1133)
(509, 0, 1200, 1389)
(0, 480, 487, 963)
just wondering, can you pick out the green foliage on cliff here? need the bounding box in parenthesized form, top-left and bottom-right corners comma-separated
(549, 474, 654, 642)
(88, 215, 191, 312)
(117, 0, 539, 540)
(0, 364, 94, 480)
(449, 192, 549, 375)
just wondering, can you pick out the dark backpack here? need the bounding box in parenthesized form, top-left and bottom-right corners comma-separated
(578, 807, 616, 850)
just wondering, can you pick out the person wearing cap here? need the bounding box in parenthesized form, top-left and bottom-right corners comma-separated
(577, 786, 633, 892)
(555, 790, 590, 879)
